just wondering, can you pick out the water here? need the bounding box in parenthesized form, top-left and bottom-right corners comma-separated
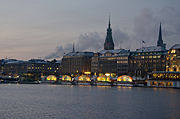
(0, 84, 179, 119)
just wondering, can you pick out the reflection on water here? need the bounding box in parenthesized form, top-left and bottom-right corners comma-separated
(0, 84, 179, 119)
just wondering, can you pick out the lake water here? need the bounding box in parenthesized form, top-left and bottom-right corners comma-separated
(0, 84, 179, 119)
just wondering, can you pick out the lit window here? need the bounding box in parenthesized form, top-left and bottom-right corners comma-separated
(171, 50, 176, 53)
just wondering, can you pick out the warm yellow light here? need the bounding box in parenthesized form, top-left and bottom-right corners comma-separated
(117, 75, 133, 82)
(47, 75, 57, 81)
(97, 76, 111, 82)
(78, 75, 91, 81)
(84, 72, 91, 75)
(62, 75, 72, 81)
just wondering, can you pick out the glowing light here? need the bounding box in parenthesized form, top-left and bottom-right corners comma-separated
(78, 75, 91, 81)
(97, 76, 111, 82)
(62, 75, 72, 81)
(46, 75, 57, 81)
(117, 75, 133, 82)
(105, 73, 110, 77)
(84, 72, 91, 75)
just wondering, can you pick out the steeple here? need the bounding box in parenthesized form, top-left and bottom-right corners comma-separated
(157, 22, 163, 46)
(104, 16, 114, 50)
(72, 43, 75, 52)
(157, 22, 166, 50)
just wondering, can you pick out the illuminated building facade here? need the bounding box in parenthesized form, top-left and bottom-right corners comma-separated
(166, 44, 180, 72)
(147, 71, 180, 88)
(129, 48, 167, 77)
(62, 51, 94, 74)
(0, 59, 61, 77)
(91, 49, 130, 75)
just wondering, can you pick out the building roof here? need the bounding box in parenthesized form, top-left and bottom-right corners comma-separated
(28, 59, 48, 63)
(64, 51, 94, 57)
(136, 46, 166, 52)
(1, 59, 25, 64)
(99, 49, 130, 54)
(170, 44, 180, 50)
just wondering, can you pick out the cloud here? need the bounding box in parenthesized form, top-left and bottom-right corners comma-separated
(45, 7, 180, 59)
(45, 29, 130, 59)
(44, 43, 73, 59)
(131, 7, 180, 49)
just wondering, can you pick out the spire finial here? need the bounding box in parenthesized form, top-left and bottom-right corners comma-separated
(108, 14, 111, 28)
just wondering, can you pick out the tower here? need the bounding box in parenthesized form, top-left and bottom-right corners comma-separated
(104, 17, 114, 50)
(157, 23, 166, 49)
(72, 43, 75, 52)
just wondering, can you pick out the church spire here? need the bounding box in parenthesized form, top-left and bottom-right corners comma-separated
(72, 43, 75, 52)
(157, 22, 166, 50)
(104, 16, 114, 50)
(157, 22, 163, 47)
(108, 15, 111, 28)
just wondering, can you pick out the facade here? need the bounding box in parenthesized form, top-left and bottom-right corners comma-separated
(166, 44, 180, 72)
(91, 49, 130, 75)
(0, 59, 61, 77)
(147, 71, 180, 88)
(62, 51, 94, 74)
(129, 47, 167, 77)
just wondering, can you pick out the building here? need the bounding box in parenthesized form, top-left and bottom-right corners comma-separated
(0, 59, 61, 77)
(129, 23, 167, 78)
(166, 44, 180, 72)
(147, 71, 180, 88)
(91, 49, 130, 75)
(62, 51, 94, 75)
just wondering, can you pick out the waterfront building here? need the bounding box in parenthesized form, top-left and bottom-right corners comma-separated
(0, 59, 61, 78)
(166, 44, 180, 72)
(91, 49, 130, 75)
(147, 71, 180, 88)
(62, 51, 94, 75)
(129, 23, 167, 78)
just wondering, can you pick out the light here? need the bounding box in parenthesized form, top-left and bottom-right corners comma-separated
(84, 72, 91, 75)
(46, 75, 57, 81)
(62, 75, 72, 81)
(78, 75, 91, 81)
(105, 73, 110, 77)
(117, 75, 133, 82)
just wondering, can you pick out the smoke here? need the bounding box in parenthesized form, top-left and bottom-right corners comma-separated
(113, 28, 129, 49)
(45, 29, 129, 59)
(44, 43, 72, 59)
(45, 7, 180, 59)
(76, 32, 104, 51)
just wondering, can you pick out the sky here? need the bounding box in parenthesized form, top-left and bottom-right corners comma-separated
(0, 0, 180, 60)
